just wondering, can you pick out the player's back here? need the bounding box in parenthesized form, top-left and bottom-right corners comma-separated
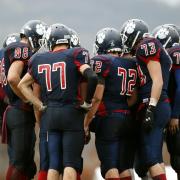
(29, 47, 88, 106)
(136, 37, 172, 100)
(91, 54, 137, 112)
(3, 42, 33, 109)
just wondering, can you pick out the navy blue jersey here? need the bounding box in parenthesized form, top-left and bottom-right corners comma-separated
(3, 42, 33, 109)
(136, 37, 172, 100)
(0, 48, 6, 87)
(28, 47, 90, 106)
(91, 54, 137, 115)
(167, 45, 180, 118)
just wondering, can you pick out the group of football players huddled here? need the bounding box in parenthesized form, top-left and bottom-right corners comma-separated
(0, 19, 179, 180)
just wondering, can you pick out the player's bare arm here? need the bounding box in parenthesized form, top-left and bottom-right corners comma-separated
(7, 60, 28, 102)
(18, 72, 45, 111)
(32, 82, 42, 123)
(147, 60, 163, 105)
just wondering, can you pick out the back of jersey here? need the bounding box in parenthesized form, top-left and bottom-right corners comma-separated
(29, 47, 89, 106)
(136, 37, 172, 100)
(91, 54, 137, 113)
(3, 42, 33, 108)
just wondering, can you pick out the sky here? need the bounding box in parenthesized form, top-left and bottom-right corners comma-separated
(0, 0, 180, 54)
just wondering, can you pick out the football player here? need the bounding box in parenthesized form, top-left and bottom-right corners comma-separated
(2, 20, 47, 180)
(153, 24, 180, 180)
(0, 33, 20, 130)
(84, 27, 138, 180)
(18, 23, 97, 180)
(121, 19, 172, 180)
(36, 26, 83, 180)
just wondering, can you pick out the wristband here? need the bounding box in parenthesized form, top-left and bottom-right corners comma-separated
(39, 104, 47, 112)
(149, 98, 158, 107)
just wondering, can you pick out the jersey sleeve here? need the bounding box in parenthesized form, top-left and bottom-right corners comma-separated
(136, 39, 161, 64)
(6, 44, 32, 64)
(91, 55, 111, 78)
(28, 54, 38, 82)
(73, 48, 90, 71)
(168, 49, 180, 70)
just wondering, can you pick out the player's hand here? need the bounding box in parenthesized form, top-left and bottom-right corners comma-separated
(142, 105, 155, 133)
(169, 118, 179, 134)
(80, 101, 92, 111)
(84, 126, 91, 144)
(38, 104, 47, 112)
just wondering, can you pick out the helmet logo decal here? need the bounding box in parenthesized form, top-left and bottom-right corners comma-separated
(6, 37, 17, 46)
(110, 41, 115, 47)
(124, 21, 136, 34)
(97, 32, 105, 44)
(71, 34, 79, 46)
(156, 28, 169, 39)
(45, 27, 51, 40)
(36, 24, 46, 35)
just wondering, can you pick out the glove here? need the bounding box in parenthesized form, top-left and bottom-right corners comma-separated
(142, 105, 155, 133)
(80, 101, 92, 111)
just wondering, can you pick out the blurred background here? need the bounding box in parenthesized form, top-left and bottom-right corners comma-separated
(0, 0, 180, 55)
(0, 0, 180, 179)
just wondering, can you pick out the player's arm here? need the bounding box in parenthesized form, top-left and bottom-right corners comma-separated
(142, 60, 163, 133)
(18, 73, 46, 111)
(169, 69, 180, 134)
(79, 64, 98, 108)
(7, 60, 28, 102)
(32, 82, 42, 124)
(84, 77, 105, 128)
(147, 60, 163, 105)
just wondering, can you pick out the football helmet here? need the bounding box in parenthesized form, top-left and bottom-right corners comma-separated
(45, 23, 71, 50)
(3, 33, 21, 48)
(69, 28, 81, 48)
(165, 24, 180, 36)
(93, 27, 122, 55)
(20, 20, 47, 52)
(152, 25, 179, 48)
(120, 19, 149, 53)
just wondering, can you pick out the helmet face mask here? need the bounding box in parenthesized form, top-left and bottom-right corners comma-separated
(120, 19, 149, 53)
(94, 27, 122, 55)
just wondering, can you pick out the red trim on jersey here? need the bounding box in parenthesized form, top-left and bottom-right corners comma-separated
(0, 86, 6, 100)
(102, 68, 110, 77)
(164, 98, 170, 103)
(172, 64, 180, 70)
(138, 48, 161, 65)
(97, 102, 108, 117)
(112, 109, 130, 114)
(74, 60, 82, 71)
(1, 105, 12, 144)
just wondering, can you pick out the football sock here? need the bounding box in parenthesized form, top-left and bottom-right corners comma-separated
(120, 176, 132, 180)
(77, 172, 81, 180)
(38, 170, 48, 180)
(152, 173, 167, 180)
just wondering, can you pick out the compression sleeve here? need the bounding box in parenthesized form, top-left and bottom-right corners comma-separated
(83, 68, 98, 103)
